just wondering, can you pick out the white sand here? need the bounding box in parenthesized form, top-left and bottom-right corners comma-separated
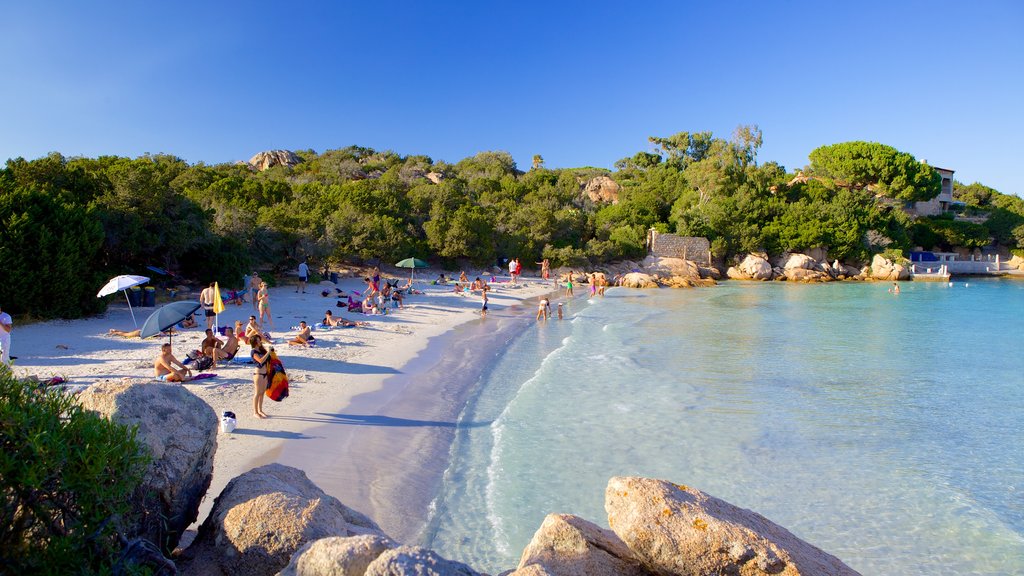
(9, 272, 556, 538)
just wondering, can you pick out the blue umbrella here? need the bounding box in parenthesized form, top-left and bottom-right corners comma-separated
(140, 300, 200, 346)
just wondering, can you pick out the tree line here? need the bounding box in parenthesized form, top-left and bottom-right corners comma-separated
(2, 128, 1022, 319)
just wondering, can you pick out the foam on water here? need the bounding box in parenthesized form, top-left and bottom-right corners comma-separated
(424, 282, 1024, 575)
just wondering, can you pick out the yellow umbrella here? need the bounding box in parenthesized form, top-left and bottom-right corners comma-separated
(213, 281, 226, 331)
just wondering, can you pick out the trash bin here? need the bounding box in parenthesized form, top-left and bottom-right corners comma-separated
(330, 272, 339, 285)
(143, 287, 156, 307)
(128, 287, 142, 307)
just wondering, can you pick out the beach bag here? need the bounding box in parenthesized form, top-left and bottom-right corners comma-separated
(220, 411, 236, 433)
(195, 354, 214, 371)
(265, 351, 289, 402)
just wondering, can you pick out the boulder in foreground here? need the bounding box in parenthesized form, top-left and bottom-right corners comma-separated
(364, 545, 482, 576)
(279, 534, 396, 576)
(515, 513, 652, 576)
(182, 464, 384, 576)
(78, 382, 217, 554)
(605, 477, 860, 576)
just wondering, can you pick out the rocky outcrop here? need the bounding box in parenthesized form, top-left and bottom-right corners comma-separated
(1008, 254, 1024, 271)
(776, 253, 822, 272)
(426, 171, 445, 184)
(515, 514, 652, 576)
(729, 254, 773, 280)
(247, 150, 300, 171)
(365, 546, 482, 576)
(183, 464, 383, 576)
(642, 256, 700, 280)
(870, 254, 910, 281)
(619, 273, 659, 289)
(605, 477, 860, 576)
(78, 382, 217, 554)
(583, 176, 620, 204)
(279, 535, 396, 576)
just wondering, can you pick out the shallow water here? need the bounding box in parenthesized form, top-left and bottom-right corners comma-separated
(422, 279, 1024, 575)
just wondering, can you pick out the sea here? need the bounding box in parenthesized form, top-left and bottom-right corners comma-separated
(420, 278, 1024, 575)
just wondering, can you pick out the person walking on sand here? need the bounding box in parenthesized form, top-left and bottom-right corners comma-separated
(0, 304, 12, 365)
(249, 272, 261, 311)
(509, 258, 517, 285)
(258, 281, 273, 328)
(154, 343, 192, 382)
(249, 336, 272, 418)
(481, 287, 489, 317)
(297, 259, 309, 293)
(199, 282, 216, 330)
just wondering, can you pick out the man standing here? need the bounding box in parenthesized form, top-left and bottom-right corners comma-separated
(297, 259, 309, 294)
(0, 305, 11, 365)
(199, 282, 216, 330)
(509, 258, 517, 285)
(249, 273, 261, 311)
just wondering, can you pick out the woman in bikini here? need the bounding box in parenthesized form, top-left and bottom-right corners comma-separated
(249, 335, 272, 418)
(257, 281, 273, 328)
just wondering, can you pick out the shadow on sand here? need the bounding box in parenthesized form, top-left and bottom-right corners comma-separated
(272, 412, 491, 429)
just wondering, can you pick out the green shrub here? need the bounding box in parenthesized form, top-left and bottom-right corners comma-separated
(0, 368, 150, 574)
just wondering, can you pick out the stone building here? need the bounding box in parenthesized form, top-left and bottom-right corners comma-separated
(646, 230, 711, 266)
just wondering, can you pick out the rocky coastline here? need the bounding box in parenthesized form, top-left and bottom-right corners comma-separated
(80, 382, 862, 576)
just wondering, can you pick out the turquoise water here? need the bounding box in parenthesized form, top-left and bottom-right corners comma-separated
(423, 279, 1024, 575)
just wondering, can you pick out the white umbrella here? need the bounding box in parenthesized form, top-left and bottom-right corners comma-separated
(97, 274, 150, 327)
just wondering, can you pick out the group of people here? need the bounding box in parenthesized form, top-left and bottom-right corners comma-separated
(535, 297, 564, 321)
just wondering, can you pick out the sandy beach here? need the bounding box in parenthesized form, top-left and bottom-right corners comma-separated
(9, 271, 558, 542)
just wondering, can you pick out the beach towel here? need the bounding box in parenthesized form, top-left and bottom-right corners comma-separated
(191, 373, 217, 381)
(265, 351, 289, 402)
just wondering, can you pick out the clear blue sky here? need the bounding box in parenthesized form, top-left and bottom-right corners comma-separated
(2, 1, 1022, 195)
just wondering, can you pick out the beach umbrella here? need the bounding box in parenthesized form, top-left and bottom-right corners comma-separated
(395, 257, 429, 283)
(97, 274, 150, 327)
(140, 300, 201, 346)
(213, 281, 226, 332)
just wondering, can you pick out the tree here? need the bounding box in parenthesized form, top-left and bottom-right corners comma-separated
(531, 154, 545, 170)
(808, 141, 941, 202)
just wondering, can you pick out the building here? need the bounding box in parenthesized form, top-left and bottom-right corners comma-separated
(910, 165, 955, 216)
(646, 230, 711, 265)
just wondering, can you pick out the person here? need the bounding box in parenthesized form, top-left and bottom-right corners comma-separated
(565, 272, 574, 297)
(179, 313, 198, 329)
(0, 305, 12, 366)
(459, 270, 469, 283)
(557, 302, 564, 320)
(598, 275, 607, 296)
(323, 310, 367, 327)
(242, 273, 251, 301)
(536, 259, 550, 281)
(249, 336, 272, 418)
(589, 274, 598, 298)
(249, 272, 261, 311)
(297, 259, 309, 293)
(289, 321, 315, 347)
(154, 343, 192, 382)
(245, 315, 272, 343)
(257, 281, 273, 328)
(480, 287, 489, 317)
(199, 282, 216, 330)
(109, 327, 177, 338)
(201, 328, 222, 356)
(509, 258, 517, 285)
(890, 282, 901, 294)
(372, 267, 381, 295)
(208, 327, 239, 367)
(537, 297, 550, 320)
(515, 258, 522, 281)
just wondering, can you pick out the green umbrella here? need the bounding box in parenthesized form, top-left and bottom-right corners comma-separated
(395, 257, 429, 283)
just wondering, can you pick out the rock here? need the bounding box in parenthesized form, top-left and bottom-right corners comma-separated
(786, 268, 831, 282)
(78, 382, 217, 554)
(659, 276, 716, 288)
(605, 477, 860, 576)
(506, 566, 556, 576)
(642, 256, 700, 279)
(698, 266, 722, 280)
(279, 535, 396, 576)
(184, 464, 383, 576)
(779, 253, 822, 271)
(619, 273, 659, 289)
(364, 545, 481, 576)
(516, 514, 652, 576)
(1008, 254, 1024, 270)
(114, 538, 177, 576)
(738, 254, 773, 280)
(248, 150, 300, 171)
(426, 172, 445, 184)
(583, 176, 620, 204)
(870, 254, 910, 281)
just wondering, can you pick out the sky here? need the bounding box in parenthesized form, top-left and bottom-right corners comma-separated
(2, 1, 1022, 195)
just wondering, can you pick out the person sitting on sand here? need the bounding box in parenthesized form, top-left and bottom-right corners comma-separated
(179, 314, 198, 329)
(245, 315, 272, 343)
(154, 343, 192, 382)
(459, 270, 469, 283)
(201, 328, 222, 358)
(289, 321, 316, 347)
(207, 327, 239, 367)
(435, 273, 448, 285)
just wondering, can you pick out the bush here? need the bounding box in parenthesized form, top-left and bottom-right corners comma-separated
(0, 368, 150, 573)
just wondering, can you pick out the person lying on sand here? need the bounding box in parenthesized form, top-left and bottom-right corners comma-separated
(154, 343, 192, 382)
(288, 321, 316, 347)
(108, 327, 177, 338)
(206, 327, 239, 368)
(323, 310, 368, 327)
(179, 314, 198, 329)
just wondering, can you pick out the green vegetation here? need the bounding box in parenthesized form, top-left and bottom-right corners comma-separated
(0, 367, 149, 573)
(1, 132, 1021, 320)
